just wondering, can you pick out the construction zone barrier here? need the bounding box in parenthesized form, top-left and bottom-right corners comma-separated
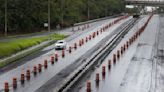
(38, 64, 42, 72)
(102, 66, 106, 77)
(12, 77, 17, 89)
(26, 69, 31, 80)
(86, 81, 91, 92)
(51, 56, 55, 64)
(95, 73, 100, 86)
(62, 49, 65, 58)
(108, 60, 112, 69)
(33, 66, 37, 76)
(83, 14, 153, 92)
(2, 15, 133, 92)
(69, 46, 72, 53)
(21, 73, 25, 85)
(4, 82, 9, 92)
(44, 60, 48, 69)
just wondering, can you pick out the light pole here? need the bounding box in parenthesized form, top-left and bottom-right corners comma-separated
(87, 0, 90, 20)
(61, 0, 64, 29)
(48, 0, 51, 32)
(5, 0, 8, 36)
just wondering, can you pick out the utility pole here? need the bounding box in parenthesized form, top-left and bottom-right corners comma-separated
(87, 0, 90, 20)
(5, 0, 8, 36)
(61, 0, 64, 29)
(48, 0, 51, 32)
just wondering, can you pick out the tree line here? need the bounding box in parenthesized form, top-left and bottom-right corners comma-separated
(0, 0, 125, 34)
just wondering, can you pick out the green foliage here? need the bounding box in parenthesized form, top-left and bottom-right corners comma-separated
(0, 33, 66, 58)
(0, 0, 125, 33)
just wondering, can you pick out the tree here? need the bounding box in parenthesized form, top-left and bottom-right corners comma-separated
(0, 0, 125, 34)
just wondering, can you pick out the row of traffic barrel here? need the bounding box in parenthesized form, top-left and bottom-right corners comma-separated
(67, 15, 130, 55)
(72, 24, 90, 32)
(3, 15, 130, 92)
(85, 14, 154, 92)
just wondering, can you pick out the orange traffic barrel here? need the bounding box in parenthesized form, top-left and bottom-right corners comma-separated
(79, 40, 82, 46)
(38, 64, 42, 72)
(100, 29, 103, 33)
(62, 49, 65, 58)
(82, 39, 84, 45)
(69, 46, 72, 53)
(102, 66, 106, 76)
(97, 31, 99, 35)
(44, 60, 48, 69)
(117, 50, 120, 59)
(4, 82, 9, 92)
(13, 77, 17, 89)
(126, 41, 129, 48)
(74, 43, 77, 50)
(92, 32, 95, 38)
(26, 69, 31, 80)
(129, 38, 131, 45)
(123, 44, 126, 51)
(89, 35, 92, 40)
(108, 60, 112, 69)
(51, 56, 55, 64)
(86, 81, 91, 92)
(121, 46, 124, 55)
(33, 65, 37, 75)
(113, 54, 116, 64)
(21, 73, 25, 84)
(96, 73, 100, 83)
(86, 37, 88, 42)
(55, 54, 58, 62)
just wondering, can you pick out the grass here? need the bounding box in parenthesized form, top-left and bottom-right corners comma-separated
(0, 33, 66, 59)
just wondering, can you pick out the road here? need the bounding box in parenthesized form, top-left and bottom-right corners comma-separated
(0, 16, 131, 92)
(0, 16, 117, 42)
(70, 15, 164, 92)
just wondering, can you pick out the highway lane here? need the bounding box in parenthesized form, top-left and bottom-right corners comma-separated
(69, 15, 153, 92)
(151, 14, 164, 92)
(0, 16, 131, 92)
(0, 16, 118, 74)
(35, 16, 135, 92)
(0, 16, 117, 42)
(117, 14, 159, 92)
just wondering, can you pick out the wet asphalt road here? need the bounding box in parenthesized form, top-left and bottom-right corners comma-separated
(35, 17, 134, 92)
(153, 14, 164, 92)
(0, 16, 116, 42)
(70, 15, 164, 92)
(0, 16, 132, 92)
(0, 17, 116, 75)
(69, 15, 149, 92)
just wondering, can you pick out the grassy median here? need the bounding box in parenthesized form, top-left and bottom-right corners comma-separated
(0, 34, 66, 59)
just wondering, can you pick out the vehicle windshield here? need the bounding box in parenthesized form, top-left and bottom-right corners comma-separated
(57, 40, 65, 44)
(58, 41, 63, 43)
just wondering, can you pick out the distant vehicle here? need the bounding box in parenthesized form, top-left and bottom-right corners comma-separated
(133, 13, 140, 18)
(55, 40, 67, 50)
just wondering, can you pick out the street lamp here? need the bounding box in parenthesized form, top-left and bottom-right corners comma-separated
(5, 0, 8, 36)
(48, 0, 51, 32)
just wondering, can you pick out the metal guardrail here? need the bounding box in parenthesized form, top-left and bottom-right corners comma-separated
(74, 15, 121, 26)
(53, 18, 138, 92)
